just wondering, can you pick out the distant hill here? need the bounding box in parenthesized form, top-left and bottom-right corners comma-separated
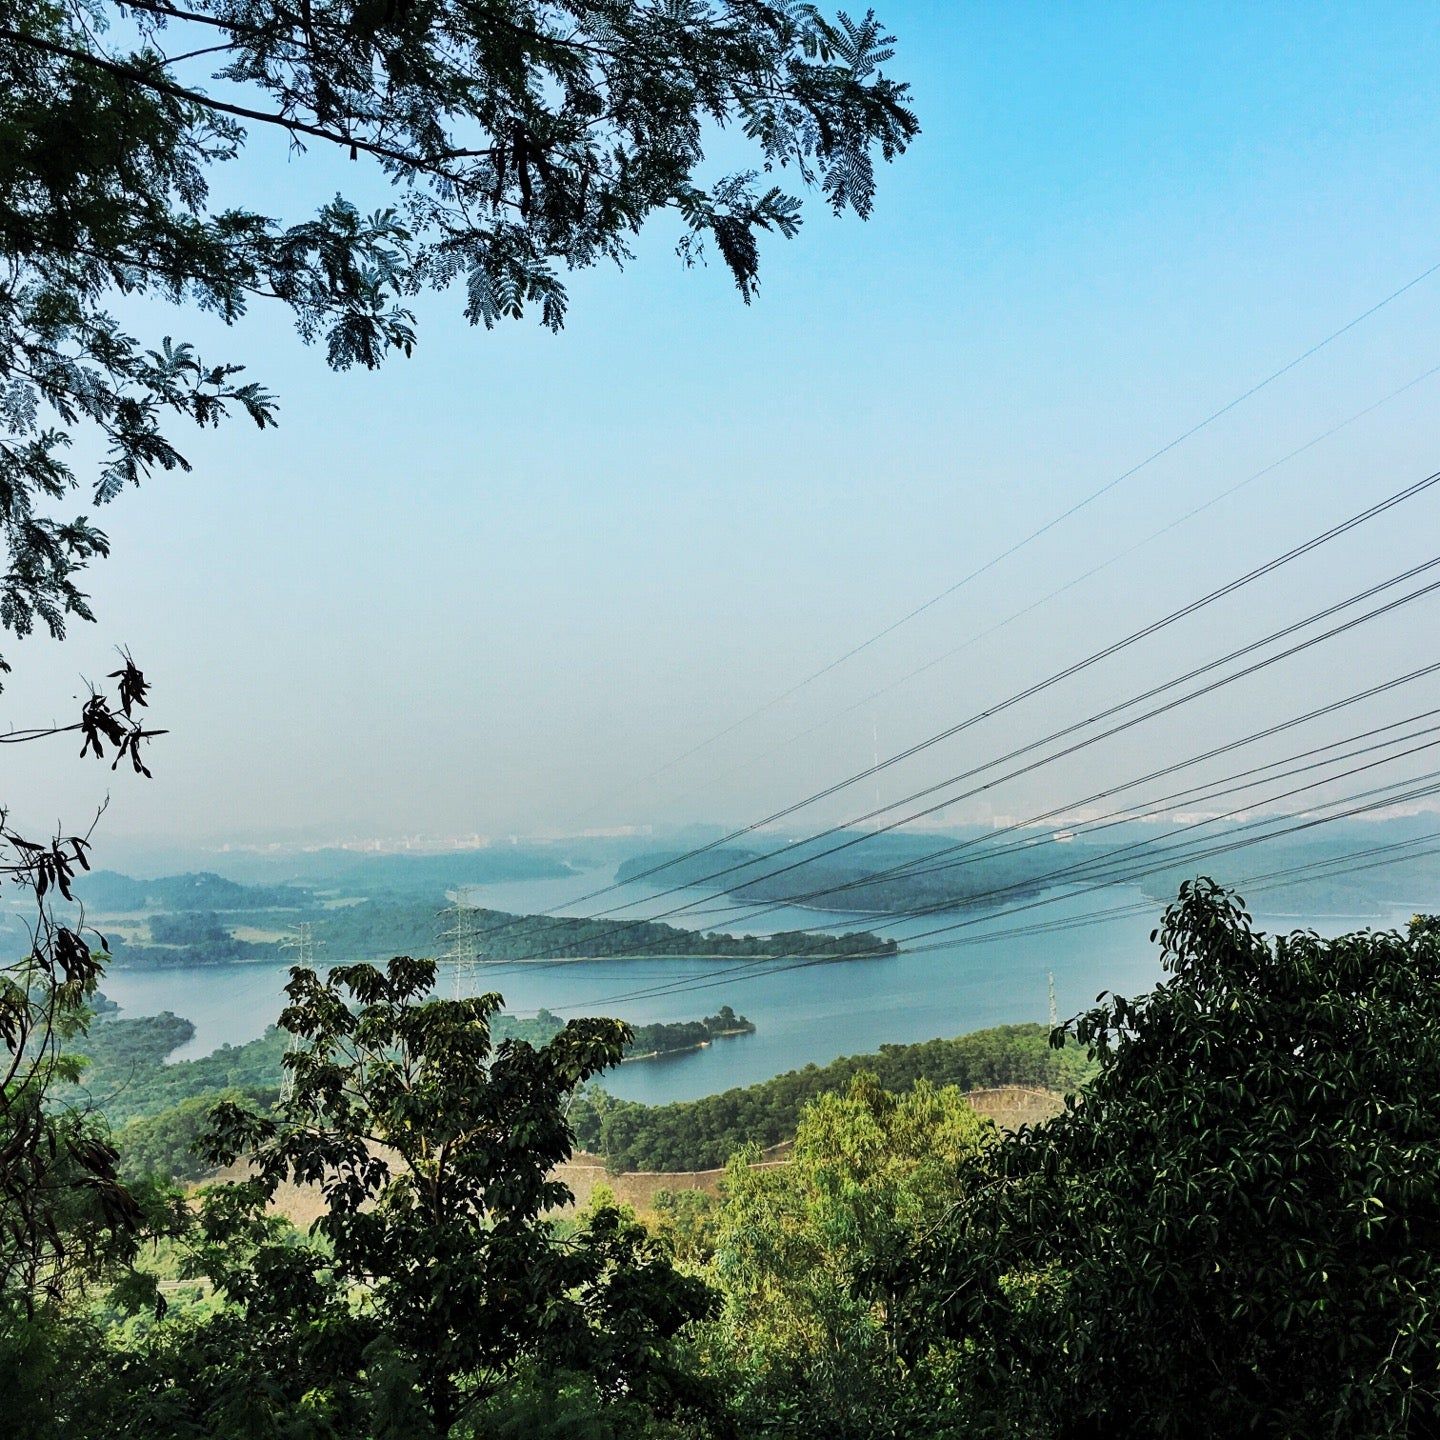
(1140, 823, 1440, 917)
(206, 848, 576, 894)
(617, 818, 1440, 920)
(614, 833, 1112, 915)
(74, 870, 313, 913)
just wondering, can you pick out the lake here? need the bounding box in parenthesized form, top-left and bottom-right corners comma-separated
(94, 866, 1413, 1104)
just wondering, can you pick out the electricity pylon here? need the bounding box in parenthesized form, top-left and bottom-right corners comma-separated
(439, 888, 481, 999)
(1047, 969, 1059, 1031)
(278, 922, 323, 1102)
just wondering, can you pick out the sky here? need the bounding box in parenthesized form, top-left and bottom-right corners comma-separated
(8, 1, 1440, 854)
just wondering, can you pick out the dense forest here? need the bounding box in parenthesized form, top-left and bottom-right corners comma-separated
(71, 1005, 1071, 1181)
(65, 1001, 756, 1180)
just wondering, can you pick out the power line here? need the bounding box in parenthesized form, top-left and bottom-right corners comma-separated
(579, 262, 1440, 818)
(539, 774, 1440, 1015)
(472, 684, 1440, 983)
(504, 659, 1440, 959)
(613, 675, 1440, 935)
(831, 769, 1440, 954)
(874, 744, 1440, 930)
(543, 468, 1440, 922)
(657, 361, 1440, 821)
(873, 829, 1440, 957)
(563, 558, 1440, 939)
(487, 734, 1440, 1003)
(786, 709, 1440, 903)
(466, 558, 1440, 976)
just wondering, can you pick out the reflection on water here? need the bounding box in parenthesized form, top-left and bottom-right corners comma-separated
(94, 865, 1411, 1104)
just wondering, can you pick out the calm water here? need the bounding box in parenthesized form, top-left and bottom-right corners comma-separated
(96, 867, 1415, 1104)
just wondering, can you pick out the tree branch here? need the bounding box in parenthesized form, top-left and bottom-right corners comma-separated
(1, 25, 500, 178)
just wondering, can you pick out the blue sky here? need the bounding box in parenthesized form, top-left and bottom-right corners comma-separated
(9, 2, 1440, 849)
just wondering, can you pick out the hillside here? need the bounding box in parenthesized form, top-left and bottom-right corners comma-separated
(572, 1022, 1093, 1171)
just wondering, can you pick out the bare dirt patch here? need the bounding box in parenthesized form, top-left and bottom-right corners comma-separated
(208, 1088, 1066, 1228)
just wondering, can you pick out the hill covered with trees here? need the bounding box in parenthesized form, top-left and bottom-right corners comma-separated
(64, 1000, 758, 1180)
(573, 1022, 1093, 1172)
(19, 886, 1440, 1436)
(90, 895, 895, 968)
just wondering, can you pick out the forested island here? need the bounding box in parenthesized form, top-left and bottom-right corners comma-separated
(494, 1005, 755, 1060)
(66, 883, 895, 968)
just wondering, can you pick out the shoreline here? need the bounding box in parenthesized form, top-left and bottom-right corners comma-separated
(621, 1027, 755, 1064)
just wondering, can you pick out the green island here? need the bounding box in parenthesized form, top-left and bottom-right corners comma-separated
(58, 882, 896, 968)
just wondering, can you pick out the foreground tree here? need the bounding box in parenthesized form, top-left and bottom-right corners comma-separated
(710, 1073, 989, 1439)
(0, 0, 917, 652)
(176, 957, 714, 1436)
(0, 658, 171, 1310)
(0, 662, 187, 1438)
(897, 883, 1440, 1438)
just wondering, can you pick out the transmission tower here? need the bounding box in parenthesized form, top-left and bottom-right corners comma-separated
(278, 923, 324, 1102)
(439, 888, 482, 999)
(1047, 969, 1059, 1031)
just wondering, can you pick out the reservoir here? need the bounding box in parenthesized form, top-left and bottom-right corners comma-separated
(94, 866, 1416, 1105)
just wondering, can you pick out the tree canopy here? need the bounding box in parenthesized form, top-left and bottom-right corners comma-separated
(0, 0, 917, 659)
(192, 956, 715, 1434)
(895, 882, 1440, 1438)
(710, 1073, 990, 1439)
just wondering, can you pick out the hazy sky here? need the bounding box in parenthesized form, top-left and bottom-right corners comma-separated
(9, 2, 1440, 852)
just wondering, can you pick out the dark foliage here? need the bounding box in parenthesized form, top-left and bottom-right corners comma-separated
(895, 884, 1440, 1438)
(183, 957, 716, 1432)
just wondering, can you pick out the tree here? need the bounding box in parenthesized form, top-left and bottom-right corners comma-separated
(708, 1072, 989, 1439)
(0, 0, 917, 651)
(0, 656, 171, 1313)
(187, 956, 715, 1436)
(0, 659, 185, 1438)
(897, 882, 1440, 1439)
